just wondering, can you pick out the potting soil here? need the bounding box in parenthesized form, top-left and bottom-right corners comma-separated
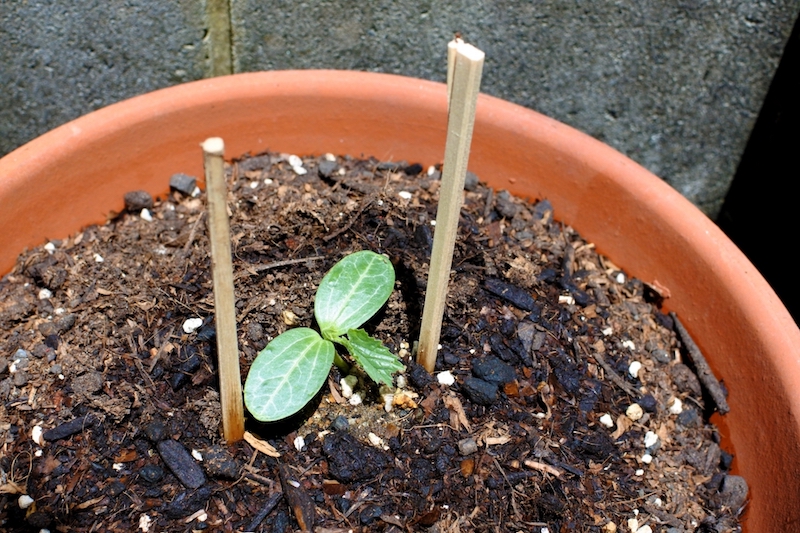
(0, 152, 745, 532)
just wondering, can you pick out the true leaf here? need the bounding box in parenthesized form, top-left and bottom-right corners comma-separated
(315, 251, 395, 338)
(243, 327, 334, 422)
(341, 328, 405, 386)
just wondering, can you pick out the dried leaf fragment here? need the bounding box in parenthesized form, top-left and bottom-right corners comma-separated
(244, 431, 281, 457)
(484, 435, 512, 446)
(523, 459, 563, 477)
(611, 414, 633, 439)
(443, 393, 471, 432)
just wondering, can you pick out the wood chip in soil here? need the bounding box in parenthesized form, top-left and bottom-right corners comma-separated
(0, 152, 746, 532)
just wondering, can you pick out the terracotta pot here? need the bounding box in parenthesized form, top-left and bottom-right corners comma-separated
(1, 71, 798, 530)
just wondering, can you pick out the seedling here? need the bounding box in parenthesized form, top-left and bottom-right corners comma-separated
(244, 250, 404, 422)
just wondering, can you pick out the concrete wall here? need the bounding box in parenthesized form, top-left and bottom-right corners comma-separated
(0, 1, 209, 154)
(2, 1, 798, 216)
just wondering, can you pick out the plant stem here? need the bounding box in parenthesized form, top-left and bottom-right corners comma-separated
(333, 352, 351, 374)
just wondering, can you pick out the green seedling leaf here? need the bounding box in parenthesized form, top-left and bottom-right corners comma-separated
(244, 250, 402, 423)
(341, 328, 405, 386)
(315, 251, 395, 338)
(244, 327, 334, 422)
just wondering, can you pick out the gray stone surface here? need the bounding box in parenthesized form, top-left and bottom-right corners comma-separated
(1, 2, 798, 216)
(0, 1, 208, 158)
(231, 0, 799, 216)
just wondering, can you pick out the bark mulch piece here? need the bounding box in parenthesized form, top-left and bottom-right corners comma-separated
(0, 152, 744, 532)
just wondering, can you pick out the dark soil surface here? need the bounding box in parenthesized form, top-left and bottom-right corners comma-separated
(0, 152, 745, 532)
